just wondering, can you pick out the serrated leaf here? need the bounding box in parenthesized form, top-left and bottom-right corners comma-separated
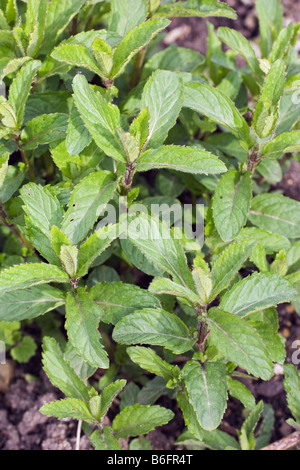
(91, 428, 121, 451)
(89, 380, 126, 421)
(0, 263, 69, 294)
(42, 336, 90, 401)
(249, 193, 300, 238)
(40, 398, 95, 422)
(137, 145, 227, 174)
(227, 377, 256, 410)
(255, 0, 283, 58)
(210, 240, 256, 299)
(112, 404, 174, 438)
(127, 346, 178, 381)
(129, 107, 150, 150)
(192, 267, 212, 305)
(253, 59, 286, 138)
(184, 82, 252, 147)
(212, 170, 252, 242)
(126, 213, 195, 291)
(109, 0, 148, 37)
(247, 320, 286, 364)
(76, 224, 120, 278)
(220, 272, 296, 317)
(110, 18, 170, 79)
(51, 43, 104, 77)
(113, 308, 195, 354)
(207, 308, 274, 380)
(236, 227, 290, 253)
(8, 60, 41, 128)
(66, 104, 92, 156)
(61, 169, 117, 245)
(25, 0, 48, 57)
(0, 284, 65, 321)
(65, 288, 108, 369)
(284, 364, 300, 424)
(217, 27, 263, 82)
(140, 70, 183, 149)
(90, 281, 161, 325)
(59, 245, 78, 278)
(20, 113, 69, 150)
(238, 401, 264, 450)
(20, 182, 64, 264)
(39, 0, 86, 54)
(149, 277, 200, 304)
(72, 74, 126, 162)
(262, 131, 300, 159)
(154, 0, 237, 19)
(182, 361, 228, 431)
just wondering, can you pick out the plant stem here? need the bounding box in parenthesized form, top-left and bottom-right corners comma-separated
(0, 203, 32, 251)
(247, 151, 261, 173)
(261, 431, 300, 451)
(13, 136, 35, 181)
(121, 163, 135, 194)
(75, 420, 82, 450)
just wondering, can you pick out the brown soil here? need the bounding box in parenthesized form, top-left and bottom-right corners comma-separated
(1, 0, 300, 451)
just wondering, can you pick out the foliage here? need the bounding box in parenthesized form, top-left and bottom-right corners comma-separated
(0, 0, 299, 450)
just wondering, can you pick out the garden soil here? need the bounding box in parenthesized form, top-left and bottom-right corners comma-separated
(1, 0, 300, 450)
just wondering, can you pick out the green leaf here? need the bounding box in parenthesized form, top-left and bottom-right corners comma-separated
(220, 272, 296, 317)
(127, 346, 178, 381)
(20, 182, 64, 264)
(126, 213, 195, 291)
(39, 0, 86, 54)
(61, 169, 117, 245)
(109, 0, 148, 37)
(217, 27, 263, 82)
(72, 74, 125, 162)
(249, 193, 300, 238)
(112, 404, 174, 439)
(247, 320, 286, 364)
(143, 46, 205, 79)
(66, 104, 92, 156)
(269, 22, 294, 63)
(65, 288, 109, 369)
(253, 59, 286, 138)
(20, 113, 69, 150)
(210, 240, 256, 299)
(59, 245, 78, 278)
(0, 152, 9, 190)
(154, 0, 237, 19)
(137, 145, 227, 174)
(227, 377, 256, 410)
(184, 82, 252, 147)
(25, 0, 48, 57)
(40, 398, 95, 422)
(238, 401, 264, 450)
(192, 266, 213, 305)
(284, 364, 300, 424)
(8, 60, 41, 128)
(113, 308, 195, 354)
(182, 361, 228, 431)
(255, 0, 283, 58)
(0, 284, 65, 321)
(212, 170, 252, 242)
(0, 263, 69, 294)
(141, 70, 184, 149)
(129, 108, 150, 150)
(262, 131, 300, 159)
(149, 277, 200, 304)
(90, 282, 161, 325)
(207, 308, 274, 380)
(236, 227, 290, 254)
(91, 428, 121, 451)
(42, 336, 90, 401)
(10, 336, 36, 363)
(76, 224, 120, 278)
(110, 18, 170, 79)
(51, 43, 104, 77)
(89, 380, 126, 421)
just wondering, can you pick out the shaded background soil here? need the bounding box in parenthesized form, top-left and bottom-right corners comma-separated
(1, 0, 300, 450)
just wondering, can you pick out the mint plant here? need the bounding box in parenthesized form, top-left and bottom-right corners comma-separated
(0, 0, 300, 451)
